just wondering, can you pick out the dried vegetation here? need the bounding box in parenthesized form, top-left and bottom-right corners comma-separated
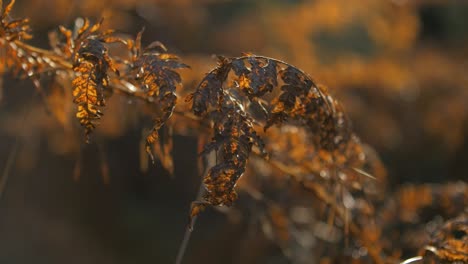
(1, 0, 467, 263)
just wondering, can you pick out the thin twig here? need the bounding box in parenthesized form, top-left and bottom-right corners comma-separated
(12, 40, 73, 69)
(175, 180, 205, 264)
(175, 150, 214, 264)
(174, 183, 204, 264)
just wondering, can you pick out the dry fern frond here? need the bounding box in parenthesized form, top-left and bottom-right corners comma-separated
(4, 2, 467, 264)
(188, 54, 373, 223)
(0, 0, 68, 108)
(67, 19, 121, 140)
(1, 0, 40, 77)
(71, 40, 110, 140)
(197, 95, 266, 207)
(1, 0, 188, 152)
(125, 29, 189, 162)
(0, 0, 31, 41)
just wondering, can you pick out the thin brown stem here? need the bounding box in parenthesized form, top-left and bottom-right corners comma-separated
(175, 151, 213, 264)
(12, 40, 73, 69)
(174, 182, 204, 264)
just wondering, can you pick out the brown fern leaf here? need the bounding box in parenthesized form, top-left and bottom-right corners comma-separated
(232, 56, 278, 98)
(72, 38, 112, 141)
(1, 0, 33, 73)
(127, 30, 188, 161)
(262, 64, 351, 152)
(0, 3, 67, 82)
(198, 97, 265, 208)
(188, 54, 371, 223)
(190, 56, 231, 116)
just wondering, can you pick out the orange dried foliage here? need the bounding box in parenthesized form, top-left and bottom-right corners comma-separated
(1, 0, 467, 263)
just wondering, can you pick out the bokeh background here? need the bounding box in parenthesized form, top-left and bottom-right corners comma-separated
(1, 0, 468, 263)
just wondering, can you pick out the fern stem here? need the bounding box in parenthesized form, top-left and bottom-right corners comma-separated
(174, 220, 194, 264)
(12, 40, 73, 69)
(175, 180, 205, 264)
(175, 150, 214, 264)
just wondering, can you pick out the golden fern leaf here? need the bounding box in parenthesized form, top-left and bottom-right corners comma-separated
(72, 39, 111, 141)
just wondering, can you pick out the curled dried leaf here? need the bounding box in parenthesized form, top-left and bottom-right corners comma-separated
(188, 54, 370, 227)
(123, 32, 188, 161)
(200, 99, 265, 208)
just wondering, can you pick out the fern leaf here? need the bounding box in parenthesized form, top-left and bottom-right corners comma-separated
(188, 54, 371, 221)
(72, 39, 111, 141)
(1, 0, 31, 41)
(129, 37, 188, 161)
(190, 56, 231, 116)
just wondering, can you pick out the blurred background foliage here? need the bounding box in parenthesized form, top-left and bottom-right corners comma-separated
(1, 0, 467, 263)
